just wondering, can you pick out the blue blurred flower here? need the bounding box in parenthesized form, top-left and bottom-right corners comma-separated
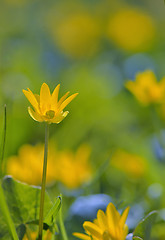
(126, 233, 133, 240)
(69, 194, 111, 219)
(123, 53, 155, 80)
(126, 204, 144, 230)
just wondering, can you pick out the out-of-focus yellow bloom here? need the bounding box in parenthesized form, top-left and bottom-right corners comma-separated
(111, 149, 146, 179)
(73, 202, 129, 240)
(125, 70, 165, 106)
(23, 83, 78, 123)
(48, 13, 101, 58)
(54, 144, 92, 189)
(7, 143, 92, 188)
(107, 8, 156, 51)
(7, 144, 56, 185)
(23, 230, 52, 240)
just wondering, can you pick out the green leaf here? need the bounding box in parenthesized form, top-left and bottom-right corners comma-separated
(0, 176, 60, 239)
(133, 211, 158, 240)
(0, 181, 19, 240)
(44, 196, 61, 226)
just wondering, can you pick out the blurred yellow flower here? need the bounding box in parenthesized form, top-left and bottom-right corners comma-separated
(73, 202, 129, 240)
(48, 13, 101, 58)
(7, 143, 92, 188)
(23, 83, 78, 123)
(54, 144, 92, 189)
(23, 230, 52, 240)
(107, 8, 156, 51)
(7, 144, 55, 185)
(125, 70, 165, 106)
(111, 149, 146, 179)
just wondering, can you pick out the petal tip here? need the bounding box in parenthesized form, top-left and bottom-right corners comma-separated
(22, 89, 27, 94)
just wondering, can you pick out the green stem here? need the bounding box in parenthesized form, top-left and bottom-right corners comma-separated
(0, 105, 18, 239)
(0, 104, 7, 177)
(59, 196, 68, 240)
(0, 180, 19, 240)
(38, 123, 49, 240)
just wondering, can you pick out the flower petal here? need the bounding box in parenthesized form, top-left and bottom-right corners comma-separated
(28, 107, 43, 122)
(51, 84, 60, 110)
(123, 224, 129, 239)
(51, 111, 69, 124)
(125, 81, 135, 92)
(59, 93, 79, 111)
(119, 207, 129, 228)
(106, 203, 120, 237)
(58, 91, 70, 106)
(93, 218, 99, 227)
(73, 232, 91, 240)
(136, 70, 157, 85)
(83, 221, 102, 239)
(40, 83, 51, 114)
(23, 89, 39, 112)
(97, 209, 107, 231)
(34, 94, 40, 104)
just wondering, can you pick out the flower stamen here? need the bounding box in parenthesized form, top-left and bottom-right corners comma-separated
(103, 231, 112, 240)
(46, 110, 55, 119)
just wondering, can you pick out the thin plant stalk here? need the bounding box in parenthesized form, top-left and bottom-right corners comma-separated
(0, 104, 7, 177)
(38, 123, 49, 239)
(0, 105, 18, 239)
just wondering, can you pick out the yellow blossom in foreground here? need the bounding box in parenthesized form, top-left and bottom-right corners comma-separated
(54, 144, 92, 189)
(73, 202, 129, 240)
(125, 70, 165, 106)
(107, 8, 155, 52)
(7, 144, 56, 185)
(23, 83, 78, 123)
(111, 150, 146, 179)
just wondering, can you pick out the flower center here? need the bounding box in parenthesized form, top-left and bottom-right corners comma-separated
(103, 231, 112, 240)
(46, 110, 55, 119)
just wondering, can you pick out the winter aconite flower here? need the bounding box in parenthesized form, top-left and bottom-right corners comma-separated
(54, 144, 92, 189)
(125, 70, 165, 106)
(23, 229, 52, 240)
(107, 8, 155, 52)
(7, 144, 56, 185)
(73, 202, 129, 240)
(111, 149, 146, 179)
(48, 11, 101, 58)
(23, 83, 78, 123)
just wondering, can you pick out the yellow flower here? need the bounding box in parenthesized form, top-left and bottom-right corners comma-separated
(111, 150, 146, 179)
(54, 144, 92, 189)
(47, 12, 101, 58)
(23, 229, 52, 240)
(7, 144, 56, 185)
(7, 143, 92, 188)
(107, 8, 156, 52)
(73, 202, 129, 240)
(23, 83, 78, 123)
(125, 70, 165, 106)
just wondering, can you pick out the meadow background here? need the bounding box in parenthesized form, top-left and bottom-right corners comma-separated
(0, 0, 165, 239)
